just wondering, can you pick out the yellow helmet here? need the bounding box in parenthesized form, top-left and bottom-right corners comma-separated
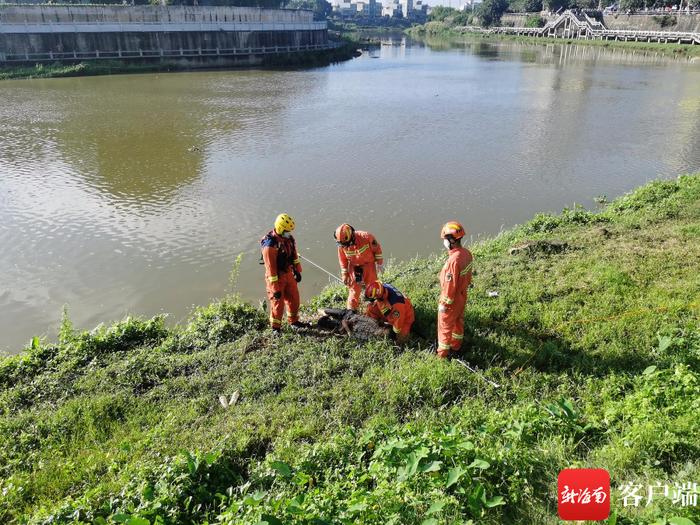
(441, 221, 466, 240)
(274, 213, 295, 235)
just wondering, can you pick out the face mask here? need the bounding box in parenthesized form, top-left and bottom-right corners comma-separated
(282, 232, 291, 238)
(443, 239, 452, 250)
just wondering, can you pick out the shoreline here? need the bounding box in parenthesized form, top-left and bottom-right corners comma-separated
(0, 42, 359, 81)
(405, 24, 700, 58)
(2, 173, 699, 523)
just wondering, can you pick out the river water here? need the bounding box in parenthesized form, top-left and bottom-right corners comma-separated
(1, 36, 699, 353)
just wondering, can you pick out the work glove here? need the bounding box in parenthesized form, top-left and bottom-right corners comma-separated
(293, 270, 302, 283)
(273, 291, 282, 300)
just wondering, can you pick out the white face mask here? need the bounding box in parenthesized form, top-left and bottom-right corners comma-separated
(282, 232, 291, 238)
(443, 239, 452, 250)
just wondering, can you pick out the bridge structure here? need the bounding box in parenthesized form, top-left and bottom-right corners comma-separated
(479, 10, 700, 45)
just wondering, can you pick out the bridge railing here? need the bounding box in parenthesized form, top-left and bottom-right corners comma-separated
(0, 20, 328, 33)
(0, 41, 342, 63)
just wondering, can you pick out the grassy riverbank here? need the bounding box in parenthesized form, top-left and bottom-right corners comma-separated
(2, 174, 700, 524)
(0, 61, 170, 81)
(0, 44, 357, 81)
(406, 23, 700, 58)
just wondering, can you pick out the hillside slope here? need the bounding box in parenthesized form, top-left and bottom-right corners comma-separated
(1, 174, 699, 525)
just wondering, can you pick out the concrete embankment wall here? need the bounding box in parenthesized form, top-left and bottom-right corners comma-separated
(0, 6, 330, 64)
(502, 11, 700, 33)
(500, 13, 554, 27)
(0, 5, 315, 24)
(602, 13, 700, 33)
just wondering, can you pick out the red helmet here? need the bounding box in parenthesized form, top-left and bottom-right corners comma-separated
(364, 280, 386, 301)
(440, 221, 466, 240)
(334, 223, 355, 245)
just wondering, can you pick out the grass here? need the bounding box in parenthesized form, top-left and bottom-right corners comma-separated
(0, 45, 357, 81)
(405, 24, 700, 58)
(1, 174, 700, 524)
(0, 61, 179, 81)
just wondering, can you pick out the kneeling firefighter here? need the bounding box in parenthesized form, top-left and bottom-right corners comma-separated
(334, 224, 384, 311)
(261, 213, 304, 332)
(437, 221, 473, 358)
(365, 280, 415, 344)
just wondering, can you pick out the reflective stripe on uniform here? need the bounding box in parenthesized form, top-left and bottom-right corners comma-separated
(344, 244, 370, 257)
(268, 275, 279, 283)
(375, 255, 383, 260)
(438, 342, 452, 350)
(381, 307, 390, 315)
(452, 333, 464, 340)
(392, 325, 401, 333)
(460, 262, 473, 276)
(270, 316, 282, 324)
(440, 296, 454, 305)
(287, 312, 298, 319)
(293, 259, 300, 264)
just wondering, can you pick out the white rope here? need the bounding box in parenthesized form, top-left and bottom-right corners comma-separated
(454, 359, 501, 388)
(299, 255, 344, 284)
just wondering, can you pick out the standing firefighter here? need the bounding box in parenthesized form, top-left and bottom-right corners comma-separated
(437, 221, 473, 358)
(335, 223, 384, 311)
(365, 280, 415, 344)
(261, 213, 304, 332)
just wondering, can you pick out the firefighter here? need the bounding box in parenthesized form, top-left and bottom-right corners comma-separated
(437, 221, 473, 358)
(261, 213, 304, 332)
(334, 223, 384, 311)
(364, 280, 415, 344)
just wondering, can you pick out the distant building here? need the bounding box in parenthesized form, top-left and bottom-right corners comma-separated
(333, 0, 357, 16)
(379, 0, 397, 16)
(334, 0, 425, 18)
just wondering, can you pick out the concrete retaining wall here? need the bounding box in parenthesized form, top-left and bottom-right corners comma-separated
(0, 5, 315, 24)
(0, 5, 331, 64)
(501, 13, 555, 26)
(602, 13, 700, 33)
(502, 11, 700, 33)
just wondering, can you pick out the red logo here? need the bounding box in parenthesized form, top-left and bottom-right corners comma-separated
(558, 468, 610, 521)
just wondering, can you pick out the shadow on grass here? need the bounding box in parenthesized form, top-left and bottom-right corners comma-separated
(454, 315, 658, 378)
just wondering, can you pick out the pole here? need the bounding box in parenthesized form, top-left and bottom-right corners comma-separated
(299, 255, 344, 284)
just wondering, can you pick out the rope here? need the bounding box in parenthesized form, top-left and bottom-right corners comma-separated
(299, 255, 344, 284)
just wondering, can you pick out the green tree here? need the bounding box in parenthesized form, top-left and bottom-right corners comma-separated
(542, 0, 568, 11)
(478, 0, 508, 26)
(288, 0, 332, 19)
(524, 13, 545, 25)
(508, 0, 543, 12)
(452, 10, 473, 25)
(618, 0, 645, 10)
(428, 5, 459, 21)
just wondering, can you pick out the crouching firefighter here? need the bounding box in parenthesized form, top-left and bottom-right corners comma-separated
(437, 221, 473, 358)
(261, 213, 304, 333)
(365, 280, 415, 345)
(334, 224, 384, 311)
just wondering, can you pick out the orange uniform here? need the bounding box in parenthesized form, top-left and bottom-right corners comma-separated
(437, 246, 473, 358)
(261, 230, 302, 329)
(366, 283, 414, 344)
(338, 230, 383, 310)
